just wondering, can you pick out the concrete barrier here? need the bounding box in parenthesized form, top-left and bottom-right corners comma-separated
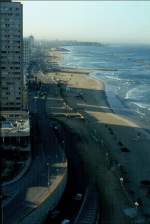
(18, 170, 67, 224)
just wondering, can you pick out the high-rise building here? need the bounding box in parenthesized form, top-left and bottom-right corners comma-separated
(0, 0, 24, 111)
(0, 0, 30, 151)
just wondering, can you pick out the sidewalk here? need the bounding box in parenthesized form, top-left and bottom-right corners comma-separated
(17, 162, 68, 224)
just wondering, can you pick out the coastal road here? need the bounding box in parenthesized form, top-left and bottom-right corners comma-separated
(42, 79, 100, 224)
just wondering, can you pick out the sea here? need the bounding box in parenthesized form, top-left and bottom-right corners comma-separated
(59, 44, 150, 130)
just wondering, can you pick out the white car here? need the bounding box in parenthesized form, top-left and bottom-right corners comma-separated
(50, 209, 60, 219)
(72, 193, 82, 201)
(61, 219, 70, 224)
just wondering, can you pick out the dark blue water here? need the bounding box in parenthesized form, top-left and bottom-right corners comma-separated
(60, 44, 150, 129)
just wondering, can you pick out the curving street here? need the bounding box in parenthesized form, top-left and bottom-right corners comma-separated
(2, 86, 66, 224)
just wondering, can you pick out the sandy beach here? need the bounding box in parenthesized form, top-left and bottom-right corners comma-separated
(37, 61, 150, 223)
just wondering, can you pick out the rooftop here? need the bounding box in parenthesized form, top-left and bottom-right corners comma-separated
(0, 112, 30, 137)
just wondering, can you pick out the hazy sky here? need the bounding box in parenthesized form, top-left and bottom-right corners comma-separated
(19, 1, 150, 44)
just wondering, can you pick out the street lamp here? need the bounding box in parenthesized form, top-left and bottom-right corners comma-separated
(134, 201, 139, 209)
(47, 162, 50, 186)
(120, 177, 124, 184)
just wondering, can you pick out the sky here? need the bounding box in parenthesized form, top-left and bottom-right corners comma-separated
(18, 1, 150, 44)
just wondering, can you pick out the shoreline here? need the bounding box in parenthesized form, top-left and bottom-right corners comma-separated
(57, 48, 150, 132)
(89, 72, 150, 133)
(48, 66, 146, 129)
(58, 64, 150, 134)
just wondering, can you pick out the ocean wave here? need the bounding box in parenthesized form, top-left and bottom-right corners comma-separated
(105, 76, 122, 81)
(130, 102, 150, 111)
(125, 85, 150, 101)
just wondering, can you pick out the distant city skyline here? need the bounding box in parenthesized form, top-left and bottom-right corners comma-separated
(18, 1, 150, 44)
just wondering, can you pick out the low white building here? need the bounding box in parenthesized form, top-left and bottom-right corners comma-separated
(0, 111, 30, 151)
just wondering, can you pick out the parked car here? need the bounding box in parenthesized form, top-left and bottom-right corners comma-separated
(72, 193, 82, 201)
(61, 219, 70, 224)
(50, 209, 60, 219)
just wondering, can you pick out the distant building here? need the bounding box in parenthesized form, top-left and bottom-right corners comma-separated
(23, 38, 31, 66)
(23, 35, 34, 67)
(23, 35, 34, 98)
